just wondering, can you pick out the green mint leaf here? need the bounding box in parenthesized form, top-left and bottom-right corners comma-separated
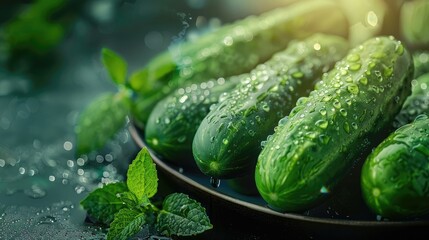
(107, 208, 147, 240)
(129, 69, 149, 93)
(80, 182, 128, 225)
(127, 148, 158, 202)
(156, 193, 212, 236)
(102, 48, 128, 85)
(75, 92, 130, 155)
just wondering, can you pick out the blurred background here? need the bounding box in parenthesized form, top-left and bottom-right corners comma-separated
(0, 0, 428, 239)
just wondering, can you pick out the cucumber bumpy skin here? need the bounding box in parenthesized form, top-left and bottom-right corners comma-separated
(255, 36, 414, 212)
(394, 73, 429, 128)
(144, 76, 240, 167)
(131, 0, 349, 125)
(192, 34, 349, 179)
(361, 114, 429, 219)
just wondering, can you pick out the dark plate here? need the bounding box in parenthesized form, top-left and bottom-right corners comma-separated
(129, 125, 429, 240)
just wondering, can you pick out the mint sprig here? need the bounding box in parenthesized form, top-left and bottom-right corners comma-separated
(75, 48, 144, 155)
(80, 147, 212, 239)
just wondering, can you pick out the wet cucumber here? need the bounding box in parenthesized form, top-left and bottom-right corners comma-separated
(255, 36, 413, 212)
(192, 34, 349, 179)
(131, 0, 349, 125)
(394, 73, 429, 128)
(144, 76, 240, 167)
(361, 114, 429, 219)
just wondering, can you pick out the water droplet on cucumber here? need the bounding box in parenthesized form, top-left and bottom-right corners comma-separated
(210, 177, 221, 188)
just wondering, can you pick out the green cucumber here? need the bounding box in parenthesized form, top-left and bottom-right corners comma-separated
(255, 36, 414, 212)
(394, 73, 429, 128)
(361, 114, 429, 219)
(144, 76, 240, 167)
(192, 34, 349, 179)
(131, 0, 349, 125)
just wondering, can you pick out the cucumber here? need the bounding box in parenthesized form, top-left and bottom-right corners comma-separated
(144, 76, 240, 167)
(255, 36, 414, 212)
(361, 114, 429, 219)
(131, 0, 349, 125)
(394, 73, 429, 128)
(192, 34, 349, 179)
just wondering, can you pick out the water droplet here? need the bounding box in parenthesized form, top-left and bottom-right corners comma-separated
(24, 185, 47, 199)
(262, 104, 270, 112)
(278, 116, 289, 126)
(320, 186, 329, 193)
(343, 122, 350, 133)
(164, 118, 171, 124)
(292, 71, 304, 79)
(63, 141, 73, 151)
(222, 139, 229, 145)
(366, 11, 378, 27)
(359, 77, 368, 85)
(347, 54, 360, 62)
(347, 84, 359, 95)
(322, 95, 333, 102)
(220, 35, 234, 47)
(296, 97, 308, 106)
(38, 216, 57, 225)
(319, 108, 327, 116)
(349, 63, 361, 71)
(315, 120, 328, 129)
(339, 108, 347, 117)
(305, 131, 317, 139)
(395, 43, 404, 55)
(313, 43, 321, 50)
(210, 177, 220, 188)
(415, 114, 428, 121)
(179, 95, 188, 103)
(384, 67, 393, 78)
(319, 134, 330, 144)
(333, 99, 341, 109)
(351, 122, 358, 130)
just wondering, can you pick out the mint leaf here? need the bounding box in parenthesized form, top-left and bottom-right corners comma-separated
(127, 148, 158, 202)
(129, 69, 149, 93)
(102, 48, 128, 85)
(107, 208, 146, 240)
(75, 92, 130, 155)
(156, 193, 212, 236)
(80, 182, 128, 225)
